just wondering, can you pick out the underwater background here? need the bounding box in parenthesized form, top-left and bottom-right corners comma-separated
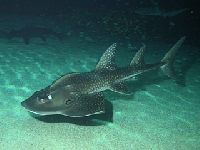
(0, 0, 200, 149)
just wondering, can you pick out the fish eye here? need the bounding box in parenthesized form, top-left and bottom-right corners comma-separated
(47, 95, 52, 100)
(37, 94, 52, 103)
(65, 99, 73, 105)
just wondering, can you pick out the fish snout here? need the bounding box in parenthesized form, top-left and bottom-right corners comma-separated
(21, 101, 27, 108)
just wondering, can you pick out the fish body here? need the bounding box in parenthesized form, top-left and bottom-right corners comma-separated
(162, 8, 189, 17)
(21, 37, 186, 117)
(135, 6, 162, 16)
(135, 7, 188, 17)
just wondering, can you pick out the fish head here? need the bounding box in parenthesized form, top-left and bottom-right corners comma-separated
(21, 86, 105, 117)
(21, 86, 76, 116)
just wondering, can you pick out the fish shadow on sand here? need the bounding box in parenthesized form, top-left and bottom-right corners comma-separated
(105, 69, 171, 101)
(31, 99, 113, 126)
(92, 52, 192, 102)
(129, 70, 170, 90)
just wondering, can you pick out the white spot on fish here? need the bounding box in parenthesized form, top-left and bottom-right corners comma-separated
(48, 95, 52, 100)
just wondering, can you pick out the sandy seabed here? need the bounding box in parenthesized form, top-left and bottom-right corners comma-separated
(0, 14, 200, 150)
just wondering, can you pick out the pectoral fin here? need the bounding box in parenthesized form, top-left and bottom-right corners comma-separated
(61, 92, 105, 117)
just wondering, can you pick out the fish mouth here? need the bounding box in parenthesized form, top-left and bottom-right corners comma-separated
(21, 101, 37, 113)
(21, 100, 60, 116)
(21, 100, 38, 113)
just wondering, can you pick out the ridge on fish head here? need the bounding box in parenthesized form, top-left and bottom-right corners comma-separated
(21, 75, 105, 117)
(21, 86, 73, 115)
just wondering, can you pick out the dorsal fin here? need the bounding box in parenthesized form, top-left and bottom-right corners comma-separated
(96, 43, 117, 71)
(130, 45, 146, 67)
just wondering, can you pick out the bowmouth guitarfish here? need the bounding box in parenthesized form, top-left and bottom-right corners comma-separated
(21, 37, 186, 117)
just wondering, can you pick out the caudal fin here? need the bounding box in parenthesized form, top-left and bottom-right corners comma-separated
(161, 36, 186, 78)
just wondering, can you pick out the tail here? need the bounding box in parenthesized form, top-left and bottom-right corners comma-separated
(161, 36, 186, 78)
